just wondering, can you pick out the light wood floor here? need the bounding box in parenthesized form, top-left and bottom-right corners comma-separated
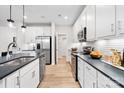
(38, 57, 80, 88)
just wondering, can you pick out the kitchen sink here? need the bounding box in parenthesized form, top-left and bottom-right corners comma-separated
(101, 59, 124, 71)
(0, 57, 34, 67)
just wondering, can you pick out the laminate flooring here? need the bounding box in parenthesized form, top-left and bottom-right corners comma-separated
(38, 57, 80, 88)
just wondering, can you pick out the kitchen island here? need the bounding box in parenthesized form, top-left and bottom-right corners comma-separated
(0, 52, 45, 88)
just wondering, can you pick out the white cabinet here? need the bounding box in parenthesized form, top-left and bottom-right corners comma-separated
(98, 72, 120, 88)
(73, 17, 81, 43)
(0, 79, 5, 88)
(116, 5, 124, 35)
(78, 57, 84, 87)
(96, 5, 116, 38)
(84, 62, 97, 88)
(80, 8, 87, 28)
(20, 59, 39, 88)
(5, 71, 20, 88)
(86, 5, 96, 41)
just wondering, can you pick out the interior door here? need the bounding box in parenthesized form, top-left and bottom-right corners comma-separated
(58, 34, 67, 59)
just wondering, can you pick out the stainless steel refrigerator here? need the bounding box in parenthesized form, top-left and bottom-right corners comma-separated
(36, 36, 52, 65)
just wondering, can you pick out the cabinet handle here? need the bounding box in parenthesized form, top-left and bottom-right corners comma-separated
(93, 82, 95, 88)
(118, 21, 121, 30)
(16, 76, 20, 86)
(111, 24, 114, 32)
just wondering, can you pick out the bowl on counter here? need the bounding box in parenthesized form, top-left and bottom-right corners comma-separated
(90, 50, 103, 59)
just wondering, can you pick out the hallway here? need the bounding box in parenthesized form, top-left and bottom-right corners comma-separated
(39, 57, 80, 88)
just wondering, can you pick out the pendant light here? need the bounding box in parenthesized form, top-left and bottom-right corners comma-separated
(21, 5, 26, 32)
(7, 5, 14, 28)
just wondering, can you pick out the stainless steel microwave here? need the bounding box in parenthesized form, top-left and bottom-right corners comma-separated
(77, 27, 87, 42)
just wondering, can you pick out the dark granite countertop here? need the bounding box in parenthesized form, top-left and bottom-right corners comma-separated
(74, 53, 124, 87)
(0, 53, 43, 80)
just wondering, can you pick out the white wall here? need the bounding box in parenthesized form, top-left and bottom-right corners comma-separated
(55, 26, 73, 62)
(24, 26, 51, 44)
(0, 26, 17, 52)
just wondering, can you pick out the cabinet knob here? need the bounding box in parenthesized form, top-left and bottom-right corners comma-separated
(118, 21, 121, 31)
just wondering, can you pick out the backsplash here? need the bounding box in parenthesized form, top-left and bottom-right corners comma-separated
(86, 38, 124, 58)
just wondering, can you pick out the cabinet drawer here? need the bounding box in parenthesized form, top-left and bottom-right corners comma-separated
(84, 63, 97, 77)
(20, 59, 39, 77)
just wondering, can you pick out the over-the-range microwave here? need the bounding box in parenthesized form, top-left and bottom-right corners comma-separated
(77, 27, 87, 42)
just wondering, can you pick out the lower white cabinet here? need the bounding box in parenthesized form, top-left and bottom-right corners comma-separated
(78, 58, 84, 87)
(98, 72, 120, 88)
(0, 79, 5, 88)
(5, 71, 20, 88)
(20, 59, 39, 88)
(78, 57, 121, 88)
(0, 58, 39, 88)
(84, 62, 97, 88)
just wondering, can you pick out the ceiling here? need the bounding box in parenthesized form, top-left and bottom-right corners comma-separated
(0, 5, 85, 26)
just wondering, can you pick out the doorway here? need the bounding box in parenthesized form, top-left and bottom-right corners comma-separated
(57, 33, 67, 63)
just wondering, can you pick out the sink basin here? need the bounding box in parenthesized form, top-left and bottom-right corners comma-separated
(0, 57, 34, 67)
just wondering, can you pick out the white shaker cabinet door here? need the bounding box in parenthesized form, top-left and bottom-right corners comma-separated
(116, 5, 124, 35)
(0, 79, 5, 88)
(84, 62, 97, 88)
(78, 58, 84, 87)
(86, 5, 96, 41)
(96, 5, 116, 38)
(98, 72, 121, 88)
(5, 71, 20, 88)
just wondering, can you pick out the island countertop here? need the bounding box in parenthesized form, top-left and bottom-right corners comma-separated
(0, 53, 43, 80)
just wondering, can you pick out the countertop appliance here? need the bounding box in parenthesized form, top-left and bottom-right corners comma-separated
(83, 46, 93, 54)
(35, 36, 52, 65)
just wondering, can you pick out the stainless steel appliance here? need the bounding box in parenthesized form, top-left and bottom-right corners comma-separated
(71, 53, 78, 81)
(77, 27, 87, 42)
(39, 53, 46, 82)
(35, 36, 52, 65)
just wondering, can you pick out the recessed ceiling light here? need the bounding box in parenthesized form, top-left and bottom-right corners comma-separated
(24, 16, 27, 19)
(41, 16, 45, 18)
(64, 16, 68, 20)
(58, 14, 62, 17)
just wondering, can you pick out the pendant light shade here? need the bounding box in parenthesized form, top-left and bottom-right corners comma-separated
(7, 5, 14, 28)
(21, 5, 26, 32)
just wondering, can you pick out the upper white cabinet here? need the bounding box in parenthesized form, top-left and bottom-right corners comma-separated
(80, 7, 87, 28)
(0, 79, 5, 88)
(116, 5, 124, 35)
(73, 16, 82, 43)
(5, 71, 20, 88)
(86, 5, 96, 41)
(96, 5, 116, 38)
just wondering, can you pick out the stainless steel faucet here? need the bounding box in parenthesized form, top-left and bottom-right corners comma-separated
(6, 37, 17, 59)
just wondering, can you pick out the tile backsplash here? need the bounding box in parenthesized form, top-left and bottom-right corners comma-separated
(86, 38, 124, 58)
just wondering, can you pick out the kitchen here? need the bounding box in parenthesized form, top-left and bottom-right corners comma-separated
(1, 4, 124, 88)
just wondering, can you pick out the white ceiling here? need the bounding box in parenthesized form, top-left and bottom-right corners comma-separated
(0, 5, 85, 26)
